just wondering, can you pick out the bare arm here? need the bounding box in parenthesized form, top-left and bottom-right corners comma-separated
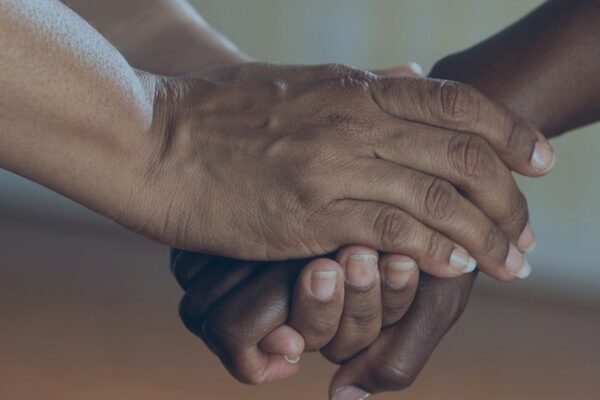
(3, 0, 542, 269)
(61, 0, 250, 75)
(431, 0, 600, 137)
(330, 0, 600, 395)
(0, 0, 154, 219)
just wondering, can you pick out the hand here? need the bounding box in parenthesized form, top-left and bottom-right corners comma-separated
(326, 273, 476, 399)
(172, 248, 475, 400)
(137, 62, 549, 280)
(171, 246, 420, 385)
(169, 62, 550, 396)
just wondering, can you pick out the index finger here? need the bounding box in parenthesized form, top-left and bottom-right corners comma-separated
(371, 77, 555, 177)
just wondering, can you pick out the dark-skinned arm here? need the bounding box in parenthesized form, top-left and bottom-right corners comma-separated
(329, 1, 600, 397)
(173, 1, 600, 396)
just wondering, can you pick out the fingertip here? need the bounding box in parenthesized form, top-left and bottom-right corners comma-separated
(299, 257, 344, 302)
(378, 254, 418, 289)
(305, 256, 344, 271)
(260, 353, 302, 383)
(407, 62, 424, 76)
(331, 386, 371, 400)
(530, 140, 556, 175)
(374, 63, 423, 78)
(328, 362, 371, 400)
(335, 245, 378, 268)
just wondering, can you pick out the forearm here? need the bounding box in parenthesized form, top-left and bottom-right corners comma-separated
(430, 0, 600, 138)
(0, 0, 154, 218)
(62, 0, 250, 76)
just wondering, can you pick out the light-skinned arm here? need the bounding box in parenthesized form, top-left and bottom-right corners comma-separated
(61, 0, 250, 75)
(2, 0, 545, 277)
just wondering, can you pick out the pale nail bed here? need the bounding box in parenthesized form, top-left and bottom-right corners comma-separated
(518, 223, 536, 253)
(284, 355, 301, 364)
(310, 270, 337, 301)
(531, 141, 556, 173)
(346, 254, 377, 289)
(332, 386, 370, 400)
(449, 248, 477, 273)
(386, 260, 416, 288)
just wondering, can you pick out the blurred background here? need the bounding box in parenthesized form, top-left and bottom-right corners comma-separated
(1, 1, 599, 399)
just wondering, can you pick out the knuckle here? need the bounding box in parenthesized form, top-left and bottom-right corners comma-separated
(382, 301, 411, 325)
(325, 62, 351, 76)
(424, 231, 444, 261)
(201, 314, 236, 349)
(201, 312, 256, 352)
(448, 134, 496, 183)
(478, 224, 505, 257)
(438, 80, 478, 127)
(293, 149, 338, 203)
(346, 304, 381, 329)
(499, 190, 529, 229)
(332, 64, 374, 90)
(422, 178, 459, 221)
(371, 359, 417, 391)
(373, 207, 412, 249)
(300, 317, 337, 346)
(178, 294, 205, 336)
(503, 117, 522, 151)
(502, 117, 535, 162)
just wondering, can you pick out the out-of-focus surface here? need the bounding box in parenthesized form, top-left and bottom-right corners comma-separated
(1, 0, 599, 399)
(1, 221, 599, 400)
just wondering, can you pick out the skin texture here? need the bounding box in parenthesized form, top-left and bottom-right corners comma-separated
(148, 62, 544, 281)
(62, 0, 251, 75)
(172, 0, 600, 398)
(0, 0, 542, 391)
(1, 0, 545, 281)
(6, 0, 600, 397)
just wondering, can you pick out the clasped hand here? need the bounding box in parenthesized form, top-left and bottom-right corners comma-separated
(152, 63, 555, 397)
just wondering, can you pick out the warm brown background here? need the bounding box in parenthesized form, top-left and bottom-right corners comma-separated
(1, 219, 599, 400)
(1, 1, 600, 399)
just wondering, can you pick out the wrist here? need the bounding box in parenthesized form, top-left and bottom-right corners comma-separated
(430, 53, 557, 137)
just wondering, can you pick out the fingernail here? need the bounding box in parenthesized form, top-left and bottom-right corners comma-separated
(332, 386, 370, 400)
(346, 254, 378, 289)
(310, 270, 337, 301)
(284, 355, 301, 364)
(531, 141, 556, 173)
(385, 260, 417, 289)
(518, 223, 536, 253)
(449, 248, 477, 273)
(408, 62, 424, 76)
(505, 243, 529, 278)
(516, 259, 532, 279)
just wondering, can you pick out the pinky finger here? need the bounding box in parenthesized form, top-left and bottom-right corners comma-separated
(323, 200, 477, 279)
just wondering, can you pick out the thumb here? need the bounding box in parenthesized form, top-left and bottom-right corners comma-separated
(258, 324, 306, 365)
(372, 62, 424, 77)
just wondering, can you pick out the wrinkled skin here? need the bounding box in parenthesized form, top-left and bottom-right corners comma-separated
(172, 1, 600, 398)
(142, 62, 548, 281)
(172, 247, 476, 391)
(168, 65, 538, 395)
